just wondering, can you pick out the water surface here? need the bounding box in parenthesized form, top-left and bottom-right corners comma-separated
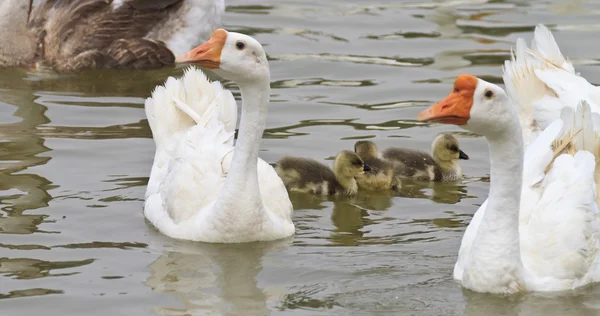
(2, 0, 600, 315)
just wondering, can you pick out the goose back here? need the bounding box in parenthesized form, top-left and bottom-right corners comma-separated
(28, 0, 222, 71)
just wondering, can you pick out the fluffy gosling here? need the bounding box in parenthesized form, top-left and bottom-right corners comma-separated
(354, 140, 401, 191)
(382, 133, 469, 182)
(275, 150, 370, 196)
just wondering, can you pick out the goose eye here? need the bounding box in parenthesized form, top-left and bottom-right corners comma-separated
(484, 90, 494, 99)
(236, 41, 245, 50)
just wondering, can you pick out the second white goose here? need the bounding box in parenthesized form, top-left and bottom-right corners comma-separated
(418, 74, 600, 294)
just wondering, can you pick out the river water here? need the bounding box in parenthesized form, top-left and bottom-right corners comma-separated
(1, 0, 600, 315)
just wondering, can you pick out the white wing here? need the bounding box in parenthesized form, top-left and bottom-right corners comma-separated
(503, 24, 600, 146)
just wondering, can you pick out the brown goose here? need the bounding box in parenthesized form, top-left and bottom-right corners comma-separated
(0, 0, 223, 71)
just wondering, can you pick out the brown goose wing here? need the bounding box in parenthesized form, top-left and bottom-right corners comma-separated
(30, 0, 183, 71)
(125, 0, 182, 10)
(105, 39, 174, 69)
(58, 39, 174, 71)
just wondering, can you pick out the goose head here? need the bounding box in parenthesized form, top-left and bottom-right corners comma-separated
(431, 134, 469, 162)
(176, 29, 269, 83)
(417, 74, 514, 137)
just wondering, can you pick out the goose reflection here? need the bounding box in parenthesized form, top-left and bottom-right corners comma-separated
(353, 179, 469, 209)
(286, 180, 468, 246)
(0, 65, 190, 235)
(145, 238, 292, 316)
(462, 286, 600, 316)
(394, 179, 469, 204)
(0, 69, 54, 235)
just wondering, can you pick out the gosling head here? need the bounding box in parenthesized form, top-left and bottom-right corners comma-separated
(354, 141, 378, 160)
(334, 150, 371, 178)
(431, 133, 469, 162)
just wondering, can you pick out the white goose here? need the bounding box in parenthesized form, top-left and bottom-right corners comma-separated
(143, 29, 295, 243)
(418, 74, 600, 294)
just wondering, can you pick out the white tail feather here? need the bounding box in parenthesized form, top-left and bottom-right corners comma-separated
(502, 24, 579, 146)
(503, 36, 552, 144)
(558, 101, 600, 206)
(558, 101, 599, 155)
(144, 66, 238, 149)
(531, 24, 575, 74)
(172, 96, 203, 124)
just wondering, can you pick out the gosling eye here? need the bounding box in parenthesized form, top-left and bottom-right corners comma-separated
(484, 89, 494, 99)
(352, 159, 363, 167)
(448, 145, 459, 152)
(453, 87, 459, 93)
(236, 41, 245, 50)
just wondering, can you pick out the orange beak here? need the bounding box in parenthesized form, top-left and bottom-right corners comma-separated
(175, 29, 228, 69)
(417, 74, 477, 125)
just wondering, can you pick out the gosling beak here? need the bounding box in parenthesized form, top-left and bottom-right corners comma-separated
(363, 163, 372, 172)
(175, 29, 228, 69)
(459, 150, 469, 160)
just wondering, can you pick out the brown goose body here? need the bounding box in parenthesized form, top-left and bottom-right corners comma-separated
(0, 0, 223, 71)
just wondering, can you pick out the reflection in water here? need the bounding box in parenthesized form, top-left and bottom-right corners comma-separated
(395, 179, 470, 204)
(275, 53, 434, 67)
(0, 66, 166, 305)
(290, 178, 468, 211)
(412, 2, 532, 71)
(463, 286, 600, 316)
(0, 70, 54, 235)
(0, 288, 63, 300)
(287, 179, 469, 247)
(0, 256, 94, 300)
(3, 0, 600, 314)
(265, 118, 420, 139)
(24, 67, 181, 97)
(146, 239, 292, 316)
(0, 66, 181, 236)
(0, 257, 94, 279)
(330, 201, 373, 246)
(550, 0, 585, 15)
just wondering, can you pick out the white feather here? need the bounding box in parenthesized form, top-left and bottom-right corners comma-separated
(503, 24, 600, 147)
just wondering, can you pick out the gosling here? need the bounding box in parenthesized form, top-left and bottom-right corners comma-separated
(275, 150, 371, 196)
(382, 133, 469, 182)
(354, 140, 401, 191)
